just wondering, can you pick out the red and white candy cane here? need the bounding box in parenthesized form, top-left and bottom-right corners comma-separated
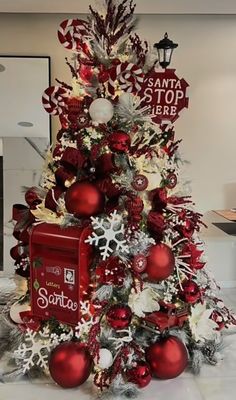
(42, 86, 68, 115)
(108, 62, 144, 96)
(58, 19, 89, 52)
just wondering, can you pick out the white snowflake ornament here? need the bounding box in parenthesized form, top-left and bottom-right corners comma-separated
(85, 210, 129, 260)
(14, 327, 52, 373)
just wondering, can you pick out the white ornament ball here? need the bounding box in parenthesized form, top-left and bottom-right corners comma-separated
(97, 348, 113, 369)
(10, 301, 31, 324)
(89, 98, 114, 123)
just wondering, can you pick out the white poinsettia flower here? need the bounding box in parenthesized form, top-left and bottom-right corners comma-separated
(189, 303, 219, 342)
(128, 286, 160, 318)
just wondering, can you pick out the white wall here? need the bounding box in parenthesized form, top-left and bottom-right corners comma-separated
(0, 13, 236, 215)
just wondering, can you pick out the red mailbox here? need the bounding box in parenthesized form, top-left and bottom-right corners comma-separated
(30, 223, 92, 326)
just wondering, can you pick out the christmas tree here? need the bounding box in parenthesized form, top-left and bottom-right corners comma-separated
(1, 0, 236, 397)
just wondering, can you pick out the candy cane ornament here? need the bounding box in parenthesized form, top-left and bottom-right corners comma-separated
(42, 86, 68, 115)
(108, 62, 144, 96)
(58, 19, 90, 52)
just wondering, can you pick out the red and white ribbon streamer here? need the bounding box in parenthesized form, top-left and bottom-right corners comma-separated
(58, 19, 89, 52)
(42, 86, 68, 115)
(108, 62, 144, 96)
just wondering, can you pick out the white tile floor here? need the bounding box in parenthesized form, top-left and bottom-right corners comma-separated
(0, 288, 236, 400)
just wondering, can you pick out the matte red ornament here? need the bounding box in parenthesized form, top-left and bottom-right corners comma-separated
(65, 181, 104, 217)
(108, 131, 131, 153)
(146, 336, 188, 379)
(132, 175, 148, 191)
(126, 361, 152, 388)
(179, 280, 201, 304)
(106, 304, 132, 330)
(146, 243, 175, 282)
(49, 342, 92, 388)
(132, 254, 147, 273)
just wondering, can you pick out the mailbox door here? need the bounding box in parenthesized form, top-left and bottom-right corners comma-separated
(30, 224, 92, 326)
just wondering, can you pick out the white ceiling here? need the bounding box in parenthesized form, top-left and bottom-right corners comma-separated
(1, 0, 236, 14)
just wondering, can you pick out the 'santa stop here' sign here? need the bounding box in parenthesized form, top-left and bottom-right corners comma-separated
(140, 68, 189, 125)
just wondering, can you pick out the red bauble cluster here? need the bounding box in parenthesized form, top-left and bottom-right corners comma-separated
(146, 336, 188, 379)
(49, 342, 92, 388)
(126, 361, 152, 388)
(106, 304, 132, 329)
(65, 181, 105, 218)
(146, 243, 175, 282)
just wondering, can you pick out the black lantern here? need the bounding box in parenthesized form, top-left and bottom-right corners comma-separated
(154, 33, 178, 69)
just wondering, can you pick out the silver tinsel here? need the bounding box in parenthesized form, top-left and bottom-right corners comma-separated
(190, 349, 204, 374)
(93, 285, 113, 301)
(97, 374, 140, 400)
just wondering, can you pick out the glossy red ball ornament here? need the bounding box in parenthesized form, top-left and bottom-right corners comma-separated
(108, 131, 131, 153)
(106, 304, 132, 330)
(146, 336, 188, 379)
(65, 181, 104, 217)
(126, 361, 152, 388)
(179, 280, 201, 304)
(49, 342, 92, 388)
(146, 243, 175, 282)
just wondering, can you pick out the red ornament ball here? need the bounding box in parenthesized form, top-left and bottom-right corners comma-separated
(146, 243, 175, 282)
(108, 131, 131, 153)
(146, 336, 188, 379)
(179, 280, 201, 304)
(106, 304, 132, 330)
(49, 342, 92, 388)
(65, 181, 104, 218)
(126, 361, 152, 388)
